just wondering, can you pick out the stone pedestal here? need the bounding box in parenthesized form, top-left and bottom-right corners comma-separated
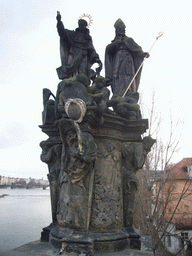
(40, 112, 149, 255)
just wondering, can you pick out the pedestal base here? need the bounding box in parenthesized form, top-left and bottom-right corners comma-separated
(49, 227, 141, 255)
(41, 223, 56, 242)
(2, 236, 153, 256)
(39, 114, 151, 256)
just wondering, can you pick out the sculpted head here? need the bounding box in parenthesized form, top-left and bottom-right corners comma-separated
(94, 76, 106, 89)
(143, 136, 156, 152)
(78, 19, 88, 32)
(76, 73, 90, 87)
(114, 19, 126, 36)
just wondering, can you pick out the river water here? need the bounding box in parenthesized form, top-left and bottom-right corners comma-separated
(0, 187, 51, 252)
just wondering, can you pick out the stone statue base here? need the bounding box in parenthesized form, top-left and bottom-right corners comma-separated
(39, 112, 154, 255)
(2, 236, 153, 256)
(50, 228, 141, 255)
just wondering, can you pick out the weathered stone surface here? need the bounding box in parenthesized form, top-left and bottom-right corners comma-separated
(39, 113, 154, 254)
(90, 139, 123, 230)
(39, 16, 154, 256)
(81, 112, 148, 141)
(1, 236, 153, 256)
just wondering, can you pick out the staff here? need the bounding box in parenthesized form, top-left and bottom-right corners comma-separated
(122, 32, 163, 98)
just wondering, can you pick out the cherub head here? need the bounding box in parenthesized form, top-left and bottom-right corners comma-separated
(94, 76, 106, 89)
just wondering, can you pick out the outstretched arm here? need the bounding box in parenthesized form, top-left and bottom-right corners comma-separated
(56, 11, 65, 38)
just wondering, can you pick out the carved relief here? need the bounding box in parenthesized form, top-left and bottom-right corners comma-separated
(90, 140, 123, 230)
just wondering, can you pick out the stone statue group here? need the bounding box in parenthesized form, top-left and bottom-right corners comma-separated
(55, 12, 149, 121)
(39, 12, 155, 255)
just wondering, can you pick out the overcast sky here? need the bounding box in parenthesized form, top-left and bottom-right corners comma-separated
(0, 0, 192, 179)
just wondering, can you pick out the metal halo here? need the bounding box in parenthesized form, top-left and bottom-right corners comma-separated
(78, 13, 93, 27)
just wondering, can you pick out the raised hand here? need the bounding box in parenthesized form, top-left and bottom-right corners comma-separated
(56, 11, 61, 22)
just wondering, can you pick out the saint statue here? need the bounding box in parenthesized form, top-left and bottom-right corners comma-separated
(40, 138, 62, 226)
(57, 119, 97, 230)
(105, 19, 149, 96)
(56, 12, 102, 80)
(39, 15, 157, 255)
(122, 136, 155, 228)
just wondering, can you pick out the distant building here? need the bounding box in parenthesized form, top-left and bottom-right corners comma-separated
(155, 158, 192, 255)
(0, 176, 48, 188)
(164, 158, 192, 230)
